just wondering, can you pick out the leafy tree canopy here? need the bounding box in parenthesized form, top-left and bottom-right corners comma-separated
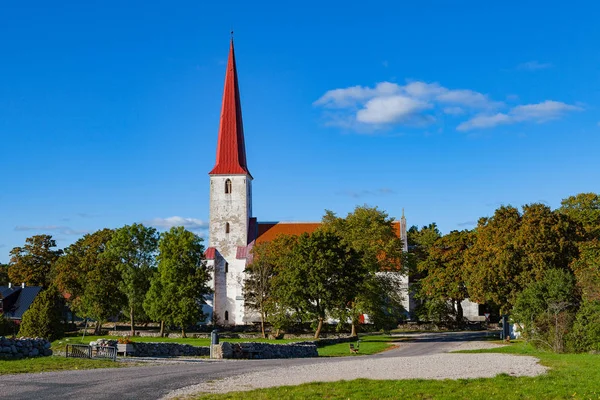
(19, 285, 65, 341)
(8, 235, 63, 287)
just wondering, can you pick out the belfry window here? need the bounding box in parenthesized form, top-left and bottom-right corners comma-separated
(224, 262, 229, 273)
(224, 311, 229, 321)
(225, 222, 230, 234)
(225, 179, 232, 194)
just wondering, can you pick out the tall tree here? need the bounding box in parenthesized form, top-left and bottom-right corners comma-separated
(53, 229, 126, 334)
(407, 223, 442, 279)
(106, 223, 158, 336)
(321, 206, 405, 334)
(145, 227, 211, 337)
(244, 235, 297, 338)
(279, 231, 365, 339)
(8, 235, 63, 287)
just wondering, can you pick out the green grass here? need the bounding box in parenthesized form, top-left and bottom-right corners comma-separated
(192, 342, 600, 400)
(52, 335, 313, 352)
(0, 356, 125, 375)
(317, 335, 400, 357)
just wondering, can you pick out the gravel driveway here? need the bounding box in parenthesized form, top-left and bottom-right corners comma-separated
(164, 339, 547, 398)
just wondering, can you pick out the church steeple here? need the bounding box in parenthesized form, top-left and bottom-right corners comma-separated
(209, 38, 251, 177)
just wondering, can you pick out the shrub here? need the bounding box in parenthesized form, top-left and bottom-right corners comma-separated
(19, 286, 64, 340)
(568, 300, 600, 353)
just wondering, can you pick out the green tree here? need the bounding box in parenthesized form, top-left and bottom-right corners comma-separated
(145, 227, 211, 337)
(279, 231, 365, 339)
(570, 239, 600, 303)
(53, 229, 126, 334)
(568, 300, 600, 352)
(465, 204, 580, 314)
(8, 235, 63, 287)
(0, 263, 8, 286)
(106, 223, 159, 336)
(512, 268, 578, 353)
(244, 235, 297, 338)
(420, 230, 474, 322)
(19, 286, 65, 341)
(321, 206, 405, 335)
(558, 193, 600, 239)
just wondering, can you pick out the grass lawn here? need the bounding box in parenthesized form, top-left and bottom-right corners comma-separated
(192, 342, 600, 400)
(0, 356, 124, 375)
(317, 335, 400, 357)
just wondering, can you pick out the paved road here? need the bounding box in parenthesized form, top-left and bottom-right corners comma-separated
(0, 331, 497, 400)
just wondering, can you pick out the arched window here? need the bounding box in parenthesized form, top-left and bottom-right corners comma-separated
(225, 179, 232, 194)
(225, 222, 230, 234)
(224, 262, 229, 273)
(224, 311, 229, 321)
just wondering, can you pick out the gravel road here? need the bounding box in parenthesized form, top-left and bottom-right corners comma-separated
(164, 338, 546, 397)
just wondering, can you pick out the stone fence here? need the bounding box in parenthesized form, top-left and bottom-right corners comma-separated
(213, 342, 318, 359)
(90, 339, 210, 357)
(0, 337, 52, 359)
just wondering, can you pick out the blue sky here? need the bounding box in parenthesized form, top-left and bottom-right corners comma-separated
(1, 1, 599, 262)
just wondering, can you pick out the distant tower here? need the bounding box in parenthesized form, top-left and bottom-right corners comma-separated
(400, 208, 408, 252)
(207, 39, 253, 326)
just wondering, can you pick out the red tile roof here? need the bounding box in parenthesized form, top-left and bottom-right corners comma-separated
(205, 247, 216, 260)
(256, 221, 402, 244)
(256, 222, 321, 243)
(209, 39, 251, 177)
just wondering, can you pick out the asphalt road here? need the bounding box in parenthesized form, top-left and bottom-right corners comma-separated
(0, 331, 497, 400)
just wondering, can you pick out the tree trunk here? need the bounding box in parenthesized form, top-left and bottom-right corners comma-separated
(181, 327, 186, 338)
(94, 320, 102, 335)
(456, 300, 463, 323)
(130, 306, 135, 336)
(314, 317, 324, 339)
(260, 310, 266, 339)
(159, 320, 165, 337)
(351, 321, 357, 337)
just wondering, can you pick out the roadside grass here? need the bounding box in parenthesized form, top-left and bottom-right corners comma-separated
(0, 356, 124, 375)
(51, 336, 305, 352)
(193, 342, 600, 400)
(317, 335, 400, 357)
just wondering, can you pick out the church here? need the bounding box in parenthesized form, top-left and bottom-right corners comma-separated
(203, 39, 412, 326)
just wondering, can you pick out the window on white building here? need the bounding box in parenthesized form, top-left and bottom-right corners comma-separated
(225, 179, 232, 194)
(224, 311, 229, 321)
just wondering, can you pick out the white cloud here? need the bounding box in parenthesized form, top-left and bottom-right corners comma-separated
(314, 80, 500, 131)
(146, 216, 208, 231)
(457, 100, 582, 131)
(14, 225, 88, 235)
(356, 96, 431, 124)
(517, 61, 553, 71)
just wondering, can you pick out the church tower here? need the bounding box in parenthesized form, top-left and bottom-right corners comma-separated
(207, 39, 253, 326)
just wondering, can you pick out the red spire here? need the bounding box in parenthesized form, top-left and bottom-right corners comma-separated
(209, 39, 251, 177)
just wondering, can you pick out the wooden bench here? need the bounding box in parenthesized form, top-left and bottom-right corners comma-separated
(349, 343, 359, 354)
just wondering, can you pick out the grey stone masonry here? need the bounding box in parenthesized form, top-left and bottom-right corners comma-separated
(90, 339, 210, 357)
(212, 342, 318, 359)
(0, 336, 52, 359)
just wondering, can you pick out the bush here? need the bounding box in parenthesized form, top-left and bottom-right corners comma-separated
(19, 286, 65, 340)
(0, 317, 19, 336)
(568, 300, 600, 353)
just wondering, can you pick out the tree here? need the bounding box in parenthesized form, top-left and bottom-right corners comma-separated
(321, 206, 405, 335)
(568, 300, 600, 353)
(279, 231, 365, 339)
(464, 204, 580, 314)
(19, 286, 65, 340)
(512, 268, 578, 353)
(419, 230, 474, 322)
(570, 239, 600, 303)
(106, 223, 159, 336)
(0, 263, 8, 286)
(145, 227, 211, 337)
(244, 235, 297, 338)
(8, 235, 63, 287)
(53, 229, 126, 334)
(559, 193, 600, 239)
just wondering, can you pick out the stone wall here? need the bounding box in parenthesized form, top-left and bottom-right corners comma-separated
(90, 339, 210, 357)
(0, 337, 52, 359)
(212, 341, 318, 359)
